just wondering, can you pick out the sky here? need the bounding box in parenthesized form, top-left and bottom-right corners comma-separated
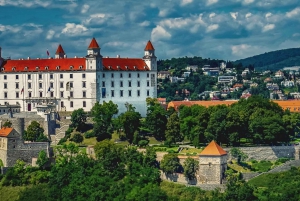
(0, 0, 300, 61)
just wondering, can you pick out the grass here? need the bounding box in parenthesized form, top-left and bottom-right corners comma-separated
(180, 148, 203, 155)
(0, 185, 25, 201)
(227, 161, 252, 173)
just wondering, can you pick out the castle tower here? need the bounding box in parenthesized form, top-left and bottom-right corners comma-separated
(199, 141, 227, 184)
(143, 40, 157, 71)
(7, 118, 25, 138)
(55, 44, 66, 59)
(86, 38, 102, 71)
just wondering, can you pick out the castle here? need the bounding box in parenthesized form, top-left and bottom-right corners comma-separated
(0, 38, 157, 117)
(0, 117, 49, 167)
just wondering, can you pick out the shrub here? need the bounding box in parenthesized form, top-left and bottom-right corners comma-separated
(65, 127, 74, 139)
(138, 140, 149, 147)
(58, 138, 67, 145)
(251, 160, 258, 164)
(84, 130, 95, 138)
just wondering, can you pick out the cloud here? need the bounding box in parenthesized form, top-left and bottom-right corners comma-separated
(180, 0, 193, 6)
(61, 23, 88, 36)
(151, 25, 171, 41)
(286, 7, 300, 18)
(230, 12, 238, 20)
(158, 9, 169, 17)
(262, 24, 275, 32)
(139, 21, 150, 27)
(46, 30, 55, 40)
(81, 4, 90, 14)
(243, 0, 255, 5)
(206, 24, 219, 32)
(84, 13, 106, 25)
(206, 0, 218, 6)
(231, 44, 251, 56)
(0, 0, 51, 8)
(0, 24, 21, 33)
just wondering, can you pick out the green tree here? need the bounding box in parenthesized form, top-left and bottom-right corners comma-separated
(2, 120, 12, 128)
(160, 153, 180, 174)
(70, 132, 84, 144)
(230, 148, 248, 164)
(36, 150, 49, 169)
(165, 112, 182, 145)
(24, 121, 48, 142)
(91, 101, 118, 141)
(145, 101, 167, 140)
(119, 105, 141, 144)
(70, 108, 87, 132)
(183, 157, 199, 181)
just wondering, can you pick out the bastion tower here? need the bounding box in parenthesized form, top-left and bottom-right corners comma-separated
(199, 141, 227, 184)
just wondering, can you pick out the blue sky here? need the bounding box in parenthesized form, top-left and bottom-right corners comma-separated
(0, 0, 300, 61)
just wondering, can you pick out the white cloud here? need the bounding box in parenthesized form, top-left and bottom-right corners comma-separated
(206, 0, 218, 6)
(46, 30, 55, 40)
(243, 0, 255, 5)
(81, 4, 90, 14)
(85, 13, 106, 25)
(180, 0, 193, 6)
(245, 13, 252, 18)
(139, 21, 150, 27)
(230, 12, 238, 20)
(262, 24, 275, 32)
(159, 18, 193, 29)
(0, 0, 51, 8)
(209, 13, 216, 18)
(61, 23, 88, 36)
(0, 24, 21, 33)
(286, 7, 300, 18)
(231, 44, 251, 55)
(158, 9, 169, 17)
(151, 25, 171, 41)
(265, 12, 272, 18)
(206, 24, 219, 32)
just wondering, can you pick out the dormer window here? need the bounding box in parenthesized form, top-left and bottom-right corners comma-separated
(24, 67, 28, 71)
(117, 66, 120, 69)
(125, 66, 128, 70)
(1, 67, 4, 71)
(12, 67, 16, 71)
(70, 66, 73, 70)
(36, 66, 39, 70)
(133, 66, 136, 70)
(79, 65, 83, 69)
(45, 66, 49, 70)
(108, 66, 112, 69)
(144, 66, 147, 69)
(56, 66, 60, 70)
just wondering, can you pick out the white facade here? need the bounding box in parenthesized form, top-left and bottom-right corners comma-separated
(0, 39, 157, 117)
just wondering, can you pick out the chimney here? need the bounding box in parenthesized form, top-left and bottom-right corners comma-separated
(117, 55, 120, 58)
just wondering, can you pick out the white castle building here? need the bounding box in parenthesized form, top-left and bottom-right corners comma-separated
(0, 38, 157, 117)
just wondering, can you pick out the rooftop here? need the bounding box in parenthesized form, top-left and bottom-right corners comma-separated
(199, 141, 227, 156)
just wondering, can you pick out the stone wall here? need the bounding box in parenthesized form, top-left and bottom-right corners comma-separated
(224, 146, 298, 161)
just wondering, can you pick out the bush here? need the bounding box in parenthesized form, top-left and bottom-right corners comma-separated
(58, 138, 67, 145)
(84, 130, 95, 138)
(65, 127, 74, 139)
(138, 140, 149, 147)
(251, 160, 258, 164)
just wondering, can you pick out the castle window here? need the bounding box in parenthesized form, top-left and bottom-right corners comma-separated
(82, 74, 86, 79)
(128, 90, 132, 97)
(133, 66, 136, 70)
(24, 67, 28, 71)
(102, 73, 105, 78)
(70, 101, 73, 108)
(70, 66, 74, 70)
(50, 92, 54, 97)
(129, 73, 131, 78)
(60, 82, 64, 88)
(83, 101, 86, 108)
(28, 74, 31, 80)
(28, 92, 32, 97)
(147, 73, 149, 78)
(147, 90, 149, 96)
(111, 81, 114, 88)
(137, 73, 140, 78)
(36, 66, 39, 70)
(61, 101, 64, 108)
(39, 74, 42, 80)
(12, 67, 16, 71)
(4, 92, 7, 98)
(137, 81, 140, 87)
(147, 81, 150, 87)
(4, 75, 7, 80)
(102, 81, 105, 87)
(4, 83, 7, 89)
(70, 74, 73, 78)
(39, 92, 43, 97)
(39, 82, 43, 89)
(45, 66, 49, 70)
(16, 82, 19, 89)
(82, 91, 86, 98)
(16, 75, 19, 79)
(60, 74, 63, 79)
(111, 90, 114, 97)
(120, 90, 123, 97)
(16, 92, 19, 98)
(82, 81, 86, 88)
(79, 66, 83, 69)
(120, 81, 123, 87)
(111, 73, 114, 78)
(137, 90, 140, 97)
(28, 82, 32, 89)
(50, 74, 54, 79)
(60, 91, 64, 98)
(56, 66, 60, 70)
(120, 73, 123, 78)
(50, 82, 54, 88)
(128, 81, 131, 87)
(70, 91, 73, 98)
(70, 82, 73, 88)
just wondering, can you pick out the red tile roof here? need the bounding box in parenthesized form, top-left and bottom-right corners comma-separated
(55, 44, 65, 54)
(88, 38, 100, 49)
(2, 58, 86, 72)
(144, 40, 155, 51)
(102, 58, 150, 71)
(199, 141, 227, 156)
(0, 127, 13, 137)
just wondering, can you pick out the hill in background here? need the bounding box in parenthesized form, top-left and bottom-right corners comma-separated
(234, 48, 300, 71)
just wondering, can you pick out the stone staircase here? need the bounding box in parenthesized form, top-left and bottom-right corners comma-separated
(50, 119, 71, 145)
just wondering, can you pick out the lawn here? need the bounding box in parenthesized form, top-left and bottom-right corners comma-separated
(180, 148, 203, 155)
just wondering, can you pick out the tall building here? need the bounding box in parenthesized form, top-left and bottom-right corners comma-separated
(0, 38, 157, 117)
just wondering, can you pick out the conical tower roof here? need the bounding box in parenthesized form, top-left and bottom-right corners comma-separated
(199, 141, 227, 156)
(55, 44, 65, 54)
(144, 40, 155, 51)
(88, 38, 100, 49)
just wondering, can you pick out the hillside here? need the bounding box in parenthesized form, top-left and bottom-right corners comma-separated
(235, 48, 300, 71)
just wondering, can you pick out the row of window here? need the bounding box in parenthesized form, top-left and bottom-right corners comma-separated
(6, 82, 86, 90)
(62, 101, 86, 108)
(2, 73, 86, 80)
(101, 73, 150, 78)
(103, 90, 150, 98)
(3, 91, 87, 98)
(102, 80, 150, 88)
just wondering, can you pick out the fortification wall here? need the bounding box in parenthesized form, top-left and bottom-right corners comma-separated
(224, 146, 297, 161)
(6, 142, 49, 167)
